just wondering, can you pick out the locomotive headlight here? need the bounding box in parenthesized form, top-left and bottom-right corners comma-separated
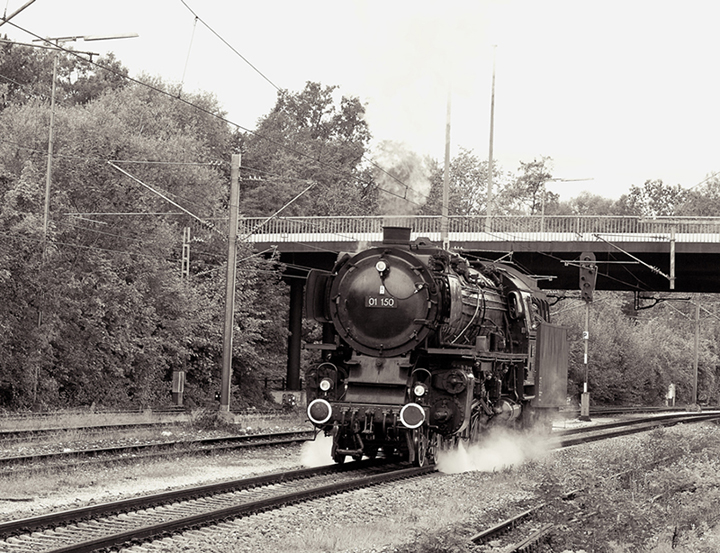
(319, 378, 333, 392)
(375, 260, 387, 273)
(307, 399, 333, 425)
(413, 383, 427, 397)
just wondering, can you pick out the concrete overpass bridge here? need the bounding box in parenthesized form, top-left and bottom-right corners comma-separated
(243, 214, 720, 293)
(237, 214, 720, 389)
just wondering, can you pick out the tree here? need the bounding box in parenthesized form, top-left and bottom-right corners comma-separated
(241, 82, 374, 217)
(556, 191, 623, 215)
(622, 179, 688, 217)
(553, 293, 720, 407)
(420, 147, 506, 216)
(0, 73, 292, 410)
(0, 160, 48, 406)
(676, 174, 720, 216)
(497, 157, 554, 215)
(0, 42, 129, 111)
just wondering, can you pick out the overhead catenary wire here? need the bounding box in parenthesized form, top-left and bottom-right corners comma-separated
(175, 1, 435, 204)
(180, 14, 198, 89)
(178, 0, 281, 92)
(107, 160, 220, 233)
(0, 229, 168, 259)
(0, 68, 684, 296)
(0, 0, 37, 28)
(4, 16, 480, 282)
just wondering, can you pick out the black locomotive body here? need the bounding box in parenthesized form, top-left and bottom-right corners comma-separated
(304, 227, 567, 466)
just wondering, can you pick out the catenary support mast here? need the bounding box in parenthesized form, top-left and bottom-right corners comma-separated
(220, 154, 240, 413)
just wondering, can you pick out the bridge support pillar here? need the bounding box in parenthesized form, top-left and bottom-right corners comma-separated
(286, 278, 304, 391)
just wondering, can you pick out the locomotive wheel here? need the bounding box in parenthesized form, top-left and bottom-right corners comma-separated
(331, 435, 346, 464)
(470, 412, 485, 443)
(430, 433, 443, 462)
(412, 426, 432, 467)
(332, 447, 346, 464)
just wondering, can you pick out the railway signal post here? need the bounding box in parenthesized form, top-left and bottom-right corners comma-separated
(579, 252, 597, 421)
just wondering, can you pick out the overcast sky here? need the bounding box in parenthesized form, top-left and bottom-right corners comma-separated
(2, 0, 718, 201)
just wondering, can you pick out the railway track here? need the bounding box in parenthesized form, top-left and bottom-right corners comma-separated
(0, 459, 434, 552)
(0, 422, 184, 446)
(0, 410, 302, 441)
(1, 410, 716, 552)
(556, 410, 720, 447)
(0, 429, 315, 471)
(469, 410, 720, 552)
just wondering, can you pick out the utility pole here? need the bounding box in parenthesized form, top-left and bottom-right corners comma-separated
(220, 153, 240, 416)
(484, 45, 496, 233)
(693, 299, 699, 406)
(43, 51, 58, 246)
(441, 91, 451, 250)
(38, 33, 138, 246)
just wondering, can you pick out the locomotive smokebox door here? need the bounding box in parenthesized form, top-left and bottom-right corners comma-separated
(532, 322, 569, 408)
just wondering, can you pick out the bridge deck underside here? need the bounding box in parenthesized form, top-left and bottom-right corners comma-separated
(261, 240, 720, 294)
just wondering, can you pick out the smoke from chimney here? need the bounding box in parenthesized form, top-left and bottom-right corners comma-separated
(372, 141, 431, 217)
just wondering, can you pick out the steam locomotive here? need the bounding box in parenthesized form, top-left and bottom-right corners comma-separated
(304, 227, 568, 466)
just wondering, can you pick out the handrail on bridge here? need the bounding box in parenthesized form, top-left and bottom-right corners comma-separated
(233, 215, 720, 244)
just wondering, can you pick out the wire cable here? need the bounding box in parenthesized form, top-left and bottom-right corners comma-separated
(180, 14, 198, 88)
(179, 0, 281, 92)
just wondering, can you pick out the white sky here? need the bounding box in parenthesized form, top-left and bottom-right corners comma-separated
(2, 0, 719, 201)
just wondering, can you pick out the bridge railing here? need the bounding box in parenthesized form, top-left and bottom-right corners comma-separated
(238, 215, 720, 244)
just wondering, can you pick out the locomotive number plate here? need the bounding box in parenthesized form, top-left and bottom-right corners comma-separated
(365, 296, 397, 308)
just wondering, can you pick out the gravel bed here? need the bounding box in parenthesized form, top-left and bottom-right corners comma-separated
(3, 422, 720, 553)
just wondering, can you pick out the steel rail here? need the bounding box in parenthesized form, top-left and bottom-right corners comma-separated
(48, 465, 435, 553)
(0, 461, 432, 553)
(0, 459, 387, 537)
(557, 411, 720, 437)
(0, 420, 184, 440)
(0, 429, 314, 466)
(558, 412, 720, 447)
(5, 412, 715, 551)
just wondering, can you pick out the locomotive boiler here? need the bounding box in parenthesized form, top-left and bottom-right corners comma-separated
(304, 227, 567, 466)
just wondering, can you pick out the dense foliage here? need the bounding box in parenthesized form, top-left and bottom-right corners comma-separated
(0, 44, 289, 410)
(554, 294, 720, 406)
(240, 82, 376, 217)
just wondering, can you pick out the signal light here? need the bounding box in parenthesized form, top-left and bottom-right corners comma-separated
(579, 252, 597, 302)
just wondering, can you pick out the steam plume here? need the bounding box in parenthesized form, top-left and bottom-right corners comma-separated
(372, 140, 431, 216)
(300, 433, 334, 467)
(436, 428, 551, 474)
